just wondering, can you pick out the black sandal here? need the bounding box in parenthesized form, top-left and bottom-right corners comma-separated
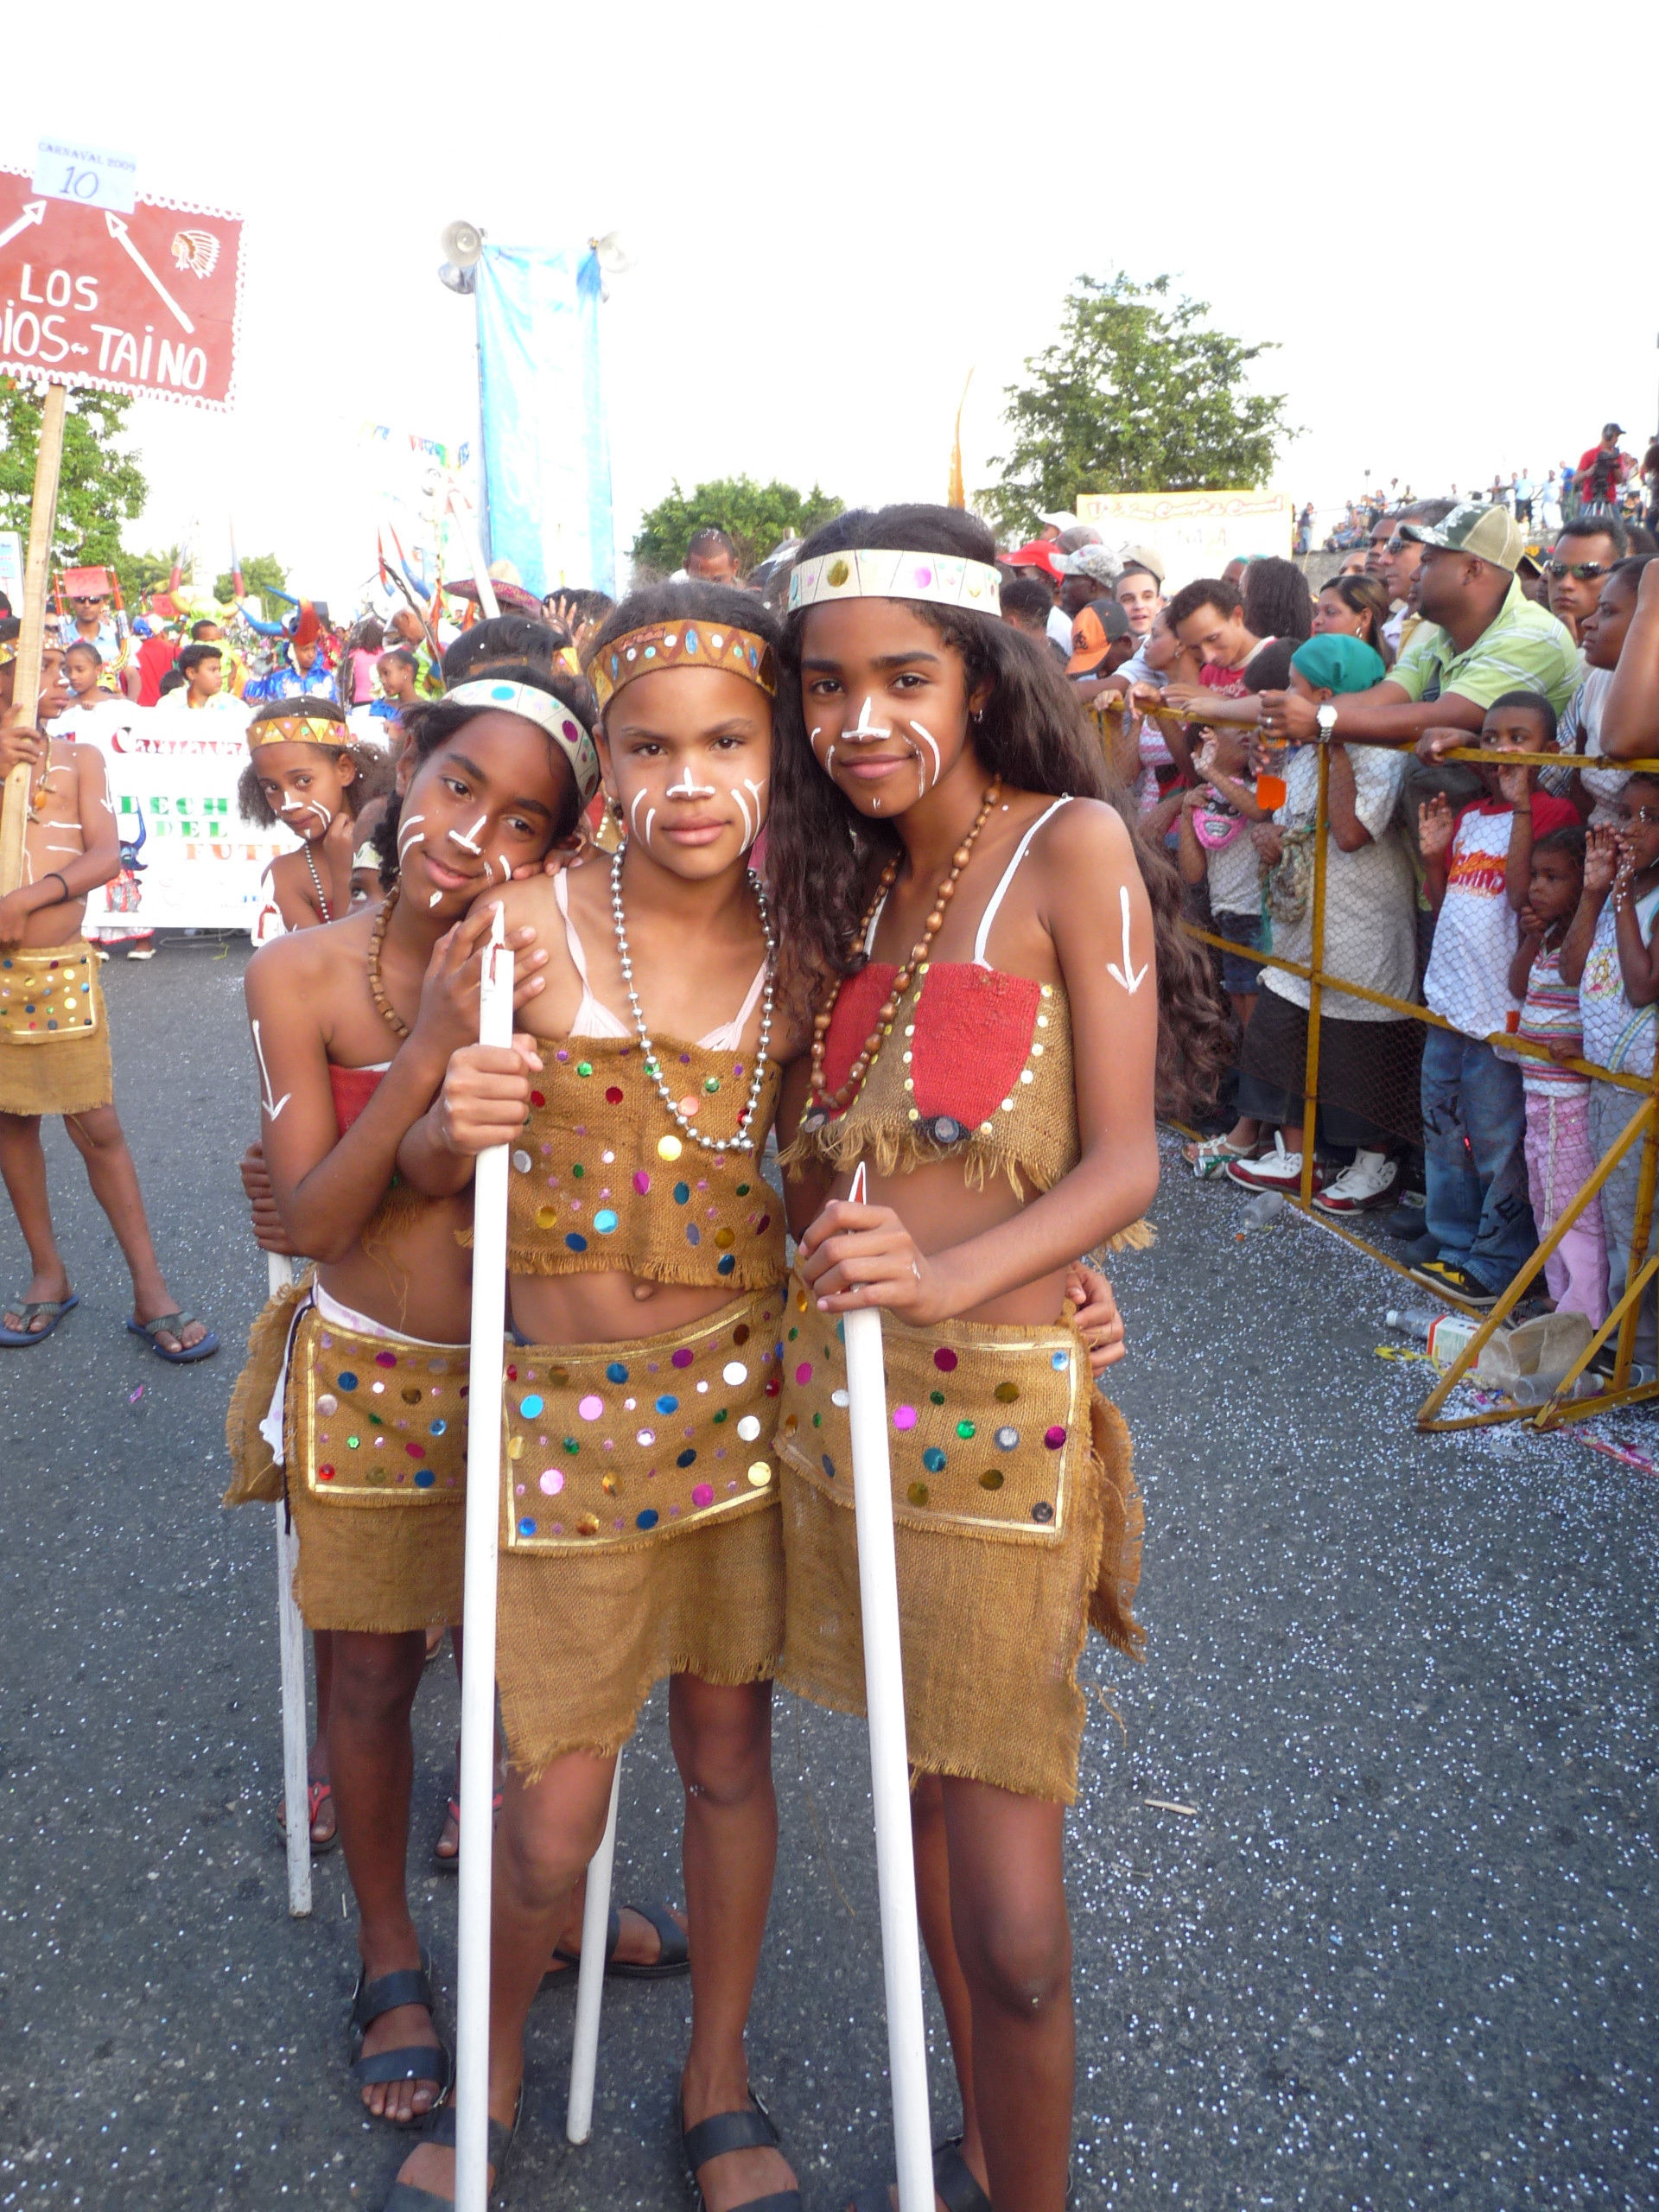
(681, 2088, 802, 2212)
(849, 2134, 995, 2212)
(379, 2089, 523, 2209)
(349, 1951, 454, 2126)
(551, 1898, 690, 1980)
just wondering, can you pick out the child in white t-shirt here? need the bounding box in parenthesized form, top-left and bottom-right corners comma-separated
(1412, 691, 1577, 1306)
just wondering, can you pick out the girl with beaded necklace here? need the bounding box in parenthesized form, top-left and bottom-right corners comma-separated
(766, 505, 1229, 2212)
(224, 663, 590, 2135)
(385, 583, 810, 2212)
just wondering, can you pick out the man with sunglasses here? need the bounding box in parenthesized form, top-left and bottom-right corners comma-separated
(55, 581, 139, 703)
(1366, 498, 1454, 656)
(1543, 514, 1628, 645)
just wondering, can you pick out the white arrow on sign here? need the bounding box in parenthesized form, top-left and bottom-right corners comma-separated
(104, 211, 193, 334)
(0, 200, 47, 252)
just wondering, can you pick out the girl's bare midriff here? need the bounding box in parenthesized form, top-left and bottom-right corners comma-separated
(318, 1189, 474, 1345)
(830, 1158, 1072, 1329)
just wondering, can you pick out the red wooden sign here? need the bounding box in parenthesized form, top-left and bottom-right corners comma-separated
(0, 166, 243, 410)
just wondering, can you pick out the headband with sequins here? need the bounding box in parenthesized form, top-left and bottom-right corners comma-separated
(787, 548, 1002, 618)
(444, 677, 601, 804)
(591, 623, 777, 712)
(246, 713, 350, 753)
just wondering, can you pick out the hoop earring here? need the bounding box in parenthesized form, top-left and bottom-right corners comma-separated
(971, 709, 985, 724)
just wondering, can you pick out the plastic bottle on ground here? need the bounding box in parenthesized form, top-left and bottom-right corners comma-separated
(1239, 1191, 1287, 1230)
(1385, 1307, 1440, 1342)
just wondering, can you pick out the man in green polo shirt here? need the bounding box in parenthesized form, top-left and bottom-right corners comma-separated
(1258, 505, 1581, 749)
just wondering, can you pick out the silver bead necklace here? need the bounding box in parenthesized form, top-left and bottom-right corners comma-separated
(608, 838, 776, 1155)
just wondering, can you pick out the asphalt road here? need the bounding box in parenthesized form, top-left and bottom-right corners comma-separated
(0, 942, 1654, 2209)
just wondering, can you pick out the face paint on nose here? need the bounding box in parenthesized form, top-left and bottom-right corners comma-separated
(283, 795, 333, 834)
(448, 812, 486, 855)
(845, 696, 891, 744)
(666, 763, 717, 801)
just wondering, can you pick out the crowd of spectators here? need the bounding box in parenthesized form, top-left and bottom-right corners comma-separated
(993, 486, 1659, 1358)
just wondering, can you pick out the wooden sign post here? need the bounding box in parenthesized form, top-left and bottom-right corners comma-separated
(0, 378, 67, 895)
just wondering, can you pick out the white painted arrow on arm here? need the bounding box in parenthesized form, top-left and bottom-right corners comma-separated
(0, 200, 47, 252)
(1105, 883, 1147, 995)
(104, 212, 194, 334)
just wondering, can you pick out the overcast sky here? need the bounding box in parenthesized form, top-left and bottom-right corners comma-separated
(7, 3, 1658, 603)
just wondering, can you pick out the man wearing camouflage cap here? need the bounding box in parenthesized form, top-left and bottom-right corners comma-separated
(1055, 543, 1121, 621)
(1255, 503, 1581, 748)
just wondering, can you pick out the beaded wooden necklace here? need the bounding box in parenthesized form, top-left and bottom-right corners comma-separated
(804, 778, 1001, 1121)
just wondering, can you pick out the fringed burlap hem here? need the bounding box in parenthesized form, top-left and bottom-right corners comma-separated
(508, 1650, 780, 1784)
(221, 1273, 314, 1507)
(288, 1484, 466, 1633)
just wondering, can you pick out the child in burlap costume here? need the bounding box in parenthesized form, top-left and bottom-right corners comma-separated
(0, 632, 214, 1358)
(766, 505, 1230, 2212)
(224, 664, 612, 2137)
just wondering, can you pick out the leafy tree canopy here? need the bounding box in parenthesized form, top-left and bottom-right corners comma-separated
(0, 378, 147, 575)
(216, 551, 287, 609)
(122, 545, 181, 600)
(631, 475, 842, 577)
(980, 272, 1293, 541)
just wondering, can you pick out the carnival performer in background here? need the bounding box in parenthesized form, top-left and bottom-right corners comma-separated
(766, 505, 1228, 2212)
(0, 635, 216, 1359)
(245, 601, 340, 705)
(223, 663, 585, 2133)
(238, 698, 391, 939)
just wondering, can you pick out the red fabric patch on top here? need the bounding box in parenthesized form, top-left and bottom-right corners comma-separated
(329, 1063, 385, 1136)
(822, 964, 898, 1097)
(908, 965, 1041, 1129)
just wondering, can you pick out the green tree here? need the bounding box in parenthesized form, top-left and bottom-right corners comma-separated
(215, 551, 288, 609)
(0, 377, 147, 573)
(981, 273, 1293, 539)
(631, 476, 842, 577)
(123, 545, 182, 600)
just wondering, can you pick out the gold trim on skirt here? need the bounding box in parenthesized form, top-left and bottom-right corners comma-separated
(0, 940, 111, 1116)
(496, 1287, 786, 1778)
(774, 1276, 1142, 1803)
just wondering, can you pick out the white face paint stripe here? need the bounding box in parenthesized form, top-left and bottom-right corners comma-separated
(448, 813, 487, 854)
(251, 1020, 291, 1122)
(666, 765, 716, 799)
(644, 807, 656, 849)
(730, 785, 753, 848)
(906, 721, 941, 782)
(847, 696, 891, 743)
(630, 789, 652, 841)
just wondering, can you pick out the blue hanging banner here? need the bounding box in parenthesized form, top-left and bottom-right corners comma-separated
(474, 241, 614, 598)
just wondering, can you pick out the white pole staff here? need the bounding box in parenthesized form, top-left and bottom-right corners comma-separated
(446, 479, 500, 620)
(565, 1753, 622, 2144)
(842, 1162, 934, 2212)
(454, 905, 513, 2212)
(270, 1254, 312, 1919)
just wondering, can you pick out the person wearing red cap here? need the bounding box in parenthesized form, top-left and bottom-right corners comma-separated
(245, 603, 340, 704)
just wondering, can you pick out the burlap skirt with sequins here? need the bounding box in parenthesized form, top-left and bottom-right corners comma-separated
(774, 1279, 1142, 1804)
(224, 1294, 470, 1634)
(495, 1287, 787, 1779)
(0, 941, 111, 1116)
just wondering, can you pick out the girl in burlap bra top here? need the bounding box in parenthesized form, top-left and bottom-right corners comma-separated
(225, 662, 592, 2139)
(766, 505, 1230, 2212)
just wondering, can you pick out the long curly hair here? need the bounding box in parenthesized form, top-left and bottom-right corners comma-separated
(767, 503, 1229, 1117)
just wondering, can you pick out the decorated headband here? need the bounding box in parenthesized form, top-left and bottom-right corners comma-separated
(787, 548, 1002, 618)
(591, 623, 777, 711)
(444, 677, 601, 804)
(246, 713, 349, 753)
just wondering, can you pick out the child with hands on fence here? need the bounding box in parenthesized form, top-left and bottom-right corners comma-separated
(1506, 826, 1605, 1321)
(1410, 693, 1575, 1306)
(1560, 778, 1659, 1367)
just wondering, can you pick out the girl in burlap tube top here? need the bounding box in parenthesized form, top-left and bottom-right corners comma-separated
(389, 584, 816, 2212)
(766, 505, 1230, 2212)
(229, 664, 588, 2139)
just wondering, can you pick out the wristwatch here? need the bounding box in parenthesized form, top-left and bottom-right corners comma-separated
(1316, 702, 1339, 741)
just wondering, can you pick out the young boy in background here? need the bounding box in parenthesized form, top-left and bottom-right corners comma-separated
(1412, 690, 1577, 1304)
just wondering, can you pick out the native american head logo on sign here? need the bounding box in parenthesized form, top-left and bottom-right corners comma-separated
(169, 228, 219, 278)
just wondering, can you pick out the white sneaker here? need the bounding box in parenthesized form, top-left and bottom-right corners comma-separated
(1225, 1133, 1311, 1192)
(1313, 1148, 1402, 1216)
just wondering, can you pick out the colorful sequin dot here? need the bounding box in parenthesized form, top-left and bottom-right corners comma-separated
(1044, 1425, 1067, 1449)
(606, 1362, 629, 1383)
(636, 1428, 655, 1446)
(722, 1362, 748, 1386)
(594, 1209, 619, 1234)
(1051, 1351, 1071, 1371)
(892, 1405, 918, 1432)
(636, 1509, 659, 1530)
(520, 1395, 544, 1417)
(691, 1483, 715, 1509)
(658, 1135, 683, 1161)
(633, 1169, 652, 1194)
(933, 1347, 958, 1372)
(537, 1469, 564, 1496)
(578, 1394, 605, 1421)
(337, 1371, 359, 1392)
(656, 1394, 678, 1414)
(795, 1362, 813, 1385)
(923, 1447, 947, 1472)
(831, 1389, 849, 1409)
(671, 1348, 695, 1370)
(736, 1414, 761, 1441)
